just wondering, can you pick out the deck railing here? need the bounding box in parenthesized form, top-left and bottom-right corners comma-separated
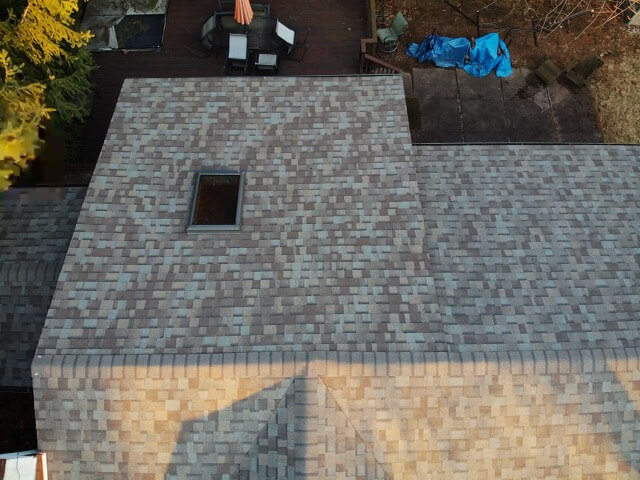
(359, 0, 404, 74)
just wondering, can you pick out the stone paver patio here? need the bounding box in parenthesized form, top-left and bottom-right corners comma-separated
(408, 67, 603, 143)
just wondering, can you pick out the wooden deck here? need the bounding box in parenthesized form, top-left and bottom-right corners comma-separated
(74, 0, 369, 175)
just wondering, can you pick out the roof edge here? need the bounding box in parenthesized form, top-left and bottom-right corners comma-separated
(32, 347, 640, 379)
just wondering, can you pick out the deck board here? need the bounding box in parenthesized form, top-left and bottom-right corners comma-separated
(74, 0, 368, 175)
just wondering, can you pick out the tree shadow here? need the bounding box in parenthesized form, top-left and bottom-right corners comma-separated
(164, 373, 387, 479)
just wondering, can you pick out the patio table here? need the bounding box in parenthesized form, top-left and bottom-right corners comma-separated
(248, 29, 273, 52)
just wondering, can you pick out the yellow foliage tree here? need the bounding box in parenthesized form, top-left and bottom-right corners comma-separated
(13, 0, 92, 65)
(0, 50, 52, 190)
(0, 0, 92, 191)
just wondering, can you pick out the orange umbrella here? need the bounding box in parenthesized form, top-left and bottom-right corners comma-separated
(234, 0, 253, 25)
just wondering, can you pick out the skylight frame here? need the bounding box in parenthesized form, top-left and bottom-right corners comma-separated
(187, 170, 245, 233)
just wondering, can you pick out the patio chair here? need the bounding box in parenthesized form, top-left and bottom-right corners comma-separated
(376, 12, 408, 53)
(254, 52, 279, 75)
(183, 13, 224, 58)
(225, 33, 249, 73)
(274, 19, 309, 62)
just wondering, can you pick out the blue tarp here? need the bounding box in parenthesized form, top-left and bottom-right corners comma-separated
(406, 32, 512, 78)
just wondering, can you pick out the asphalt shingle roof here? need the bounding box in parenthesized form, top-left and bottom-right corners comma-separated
(0, 187, 85, 387)
(35, 78, 640, 359)
(416, 144, 640, 352)
(29, 76, 640, 479)
(37, 76, 443, 356)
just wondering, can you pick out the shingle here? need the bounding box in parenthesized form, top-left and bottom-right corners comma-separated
(36, 76, 443, 357)
(0, 187, 86, 387)
(415, 144, 640, 352)
(27, 80, 640, 478)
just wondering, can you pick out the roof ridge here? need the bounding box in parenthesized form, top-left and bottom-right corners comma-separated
(238, 374, 388, 479)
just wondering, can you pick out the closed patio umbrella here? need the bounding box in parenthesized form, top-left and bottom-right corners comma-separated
(234, 0, 253, 25)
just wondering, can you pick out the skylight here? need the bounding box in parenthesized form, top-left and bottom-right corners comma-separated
(187, 172, 244, 232)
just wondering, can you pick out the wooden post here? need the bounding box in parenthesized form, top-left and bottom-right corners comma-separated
(442, 0, 477, 26)
(476, 11, 480, 37)
(531, 17, 538, 47)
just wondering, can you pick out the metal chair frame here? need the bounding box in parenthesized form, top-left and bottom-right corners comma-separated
(274, 19, 309, 62)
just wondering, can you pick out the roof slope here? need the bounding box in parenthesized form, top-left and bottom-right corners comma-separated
(37, 76, 444, 356)
(239, 376, 387, 479)
(0, 187, 85, 387)
(30, 79, 640, 479)
(416, 144, 640, 352)
(35, 78, 640, 360)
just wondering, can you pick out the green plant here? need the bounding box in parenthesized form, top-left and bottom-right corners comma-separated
(0, 0, 95, 190)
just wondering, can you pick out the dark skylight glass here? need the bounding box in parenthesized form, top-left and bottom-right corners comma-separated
(188, 172, 244, 231)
